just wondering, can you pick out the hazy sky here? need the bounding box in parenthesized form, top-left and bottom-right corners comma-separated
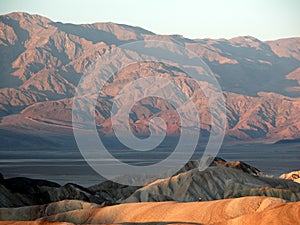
(0, 0, 299, 40)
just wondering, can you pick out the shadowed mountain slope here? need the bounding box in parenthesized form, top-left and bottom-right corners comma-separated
(1, 157, 300, 208)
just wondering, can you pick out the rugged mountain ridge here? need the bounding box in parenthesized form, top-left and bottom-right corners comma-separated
(1, 12, 300, 143)
(1, 157, 300, 208)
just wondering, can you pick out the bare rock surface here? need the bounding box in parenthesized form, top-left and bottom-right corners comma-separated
(0, 175, 105, 207)
(124, 166, 300, 203)
(280, 170, 300, 183)
(1, 157, 300, 208)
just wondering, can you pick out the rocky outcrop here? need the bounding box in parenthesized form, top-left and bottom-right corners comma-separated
(0, 172, 141, 208)
(88, 179, 140, 204)
(124, 166, 300, 203)
(176, 156, 264, 176)
(280, 170, 300, 183)
(0, 175, 105, 207)
(1, 157, 300, 208)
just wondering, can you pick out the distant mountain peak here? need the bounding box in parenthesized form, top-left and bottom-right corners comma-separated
(2, 11, 52, 24)
(230, 35, 261, 42)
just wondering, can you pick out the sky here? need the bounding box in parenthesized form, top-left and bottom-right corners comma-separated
(0, 0, 299, 41)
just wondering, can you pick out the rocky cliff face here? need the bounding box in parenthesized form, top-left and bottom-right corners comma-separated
(1, 12, 300, 143)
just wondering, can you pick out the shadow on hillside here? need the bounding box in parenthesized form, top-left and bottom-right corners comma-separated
(207, 40, 300, 97)
(53, 22, 128, 46)
(0, 16, 29, 88)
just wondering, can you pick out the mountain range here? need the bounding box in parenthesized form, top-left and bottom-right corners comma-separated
(1, 12, 300, 145)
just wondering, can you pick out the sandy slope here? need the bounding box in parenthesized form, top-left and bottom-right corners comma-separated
(0, 223, 73, 225)
(1, 196, 299, 225)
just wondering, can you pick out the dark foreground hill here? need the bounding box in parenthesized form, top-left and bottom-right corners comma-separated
(1, 157, 300, 208)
